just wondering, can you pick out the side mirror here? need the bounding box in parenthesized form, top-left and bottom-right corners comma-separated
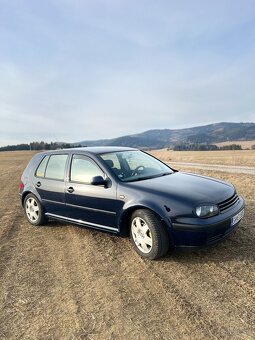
(91, 176, 108, 187)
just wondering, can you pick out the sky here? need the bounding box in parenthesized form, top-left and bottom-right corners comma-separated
(0, 0, 255, 146)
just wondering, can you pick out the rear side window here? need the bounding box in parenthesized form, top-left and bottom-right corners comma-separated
(45, 154, 68, 180)
(35, 156, 49, 177)
(71, 155, 104, 183)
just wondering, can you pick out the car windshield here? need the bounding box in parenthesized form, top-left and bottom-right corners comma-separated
(99, 150, 173, 182)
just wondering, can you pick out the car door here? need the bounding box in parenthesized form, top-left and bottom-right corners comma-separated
(33, 153, 69, 216)
(65, 154, 119, 231)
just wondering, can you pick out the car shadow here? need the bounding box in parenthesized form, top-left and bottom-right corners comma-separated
(42, 202, 255, 264)
(44, 219, 255, 264)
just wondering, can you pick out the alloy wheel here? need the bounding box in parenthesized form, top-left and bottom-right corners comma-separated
(131, 217, 153, 253)
(25, 197, 40, 222)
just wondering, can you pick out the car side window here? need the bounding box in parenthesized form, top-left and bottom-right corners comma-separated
(35, 155, 49, 177)
(45, 154, 68, 180)
(70, 155, 104, 184)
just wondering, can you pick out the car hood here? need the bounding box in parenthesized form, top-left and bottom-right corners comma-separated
(128, 172, 235, 205)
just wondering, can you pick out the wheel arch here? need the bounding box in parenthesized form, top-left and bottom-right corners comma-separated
(21, 189, 42, 206)
(118, 204, 172, 239)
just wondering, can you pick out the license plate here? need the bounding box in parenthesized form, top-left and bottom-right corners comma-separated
(231, 209, 244, 226)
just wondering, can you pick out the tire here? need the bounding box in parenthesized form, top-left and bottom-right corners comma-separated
(130, 209, 170, 260)
(23, 193, 46, 226)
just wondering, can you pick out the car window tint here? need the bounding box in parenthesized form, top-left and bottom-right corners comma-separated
(35, 155, 49, 177)
(71, 155, 104, 183)
(45, 154, 68, 180)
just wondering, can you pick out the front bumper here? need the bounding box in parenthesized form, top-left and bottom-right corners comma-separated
(171, 196, 245, 248)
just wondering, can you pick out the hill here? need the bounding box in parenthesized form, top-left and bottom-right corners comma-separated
(76, 122, 255, 149)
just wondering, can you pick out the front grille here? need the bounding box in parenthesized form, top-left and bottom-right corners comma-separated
(218, 193, 239, 213)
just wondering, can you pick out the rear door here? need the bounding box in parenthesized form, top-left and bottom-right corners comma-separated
(65, 154, 119, 231)
(33, 153, 69, 216)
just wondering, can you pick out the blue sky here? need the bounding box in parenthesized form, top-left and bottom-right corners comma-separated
(0, 0, 255, 145)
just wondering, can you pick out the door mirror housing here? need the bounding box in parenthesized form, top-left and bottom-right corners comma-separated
(91, 176, 108, 187)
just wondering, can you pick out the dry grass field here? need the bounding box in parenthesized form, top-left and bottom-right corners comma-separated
(0, 151, 254, 339)
(215, 140, 255, 150)
(150, 149, 255, 167)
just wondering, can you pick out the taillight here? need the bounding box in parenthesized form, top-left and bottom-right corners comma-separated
(19, 181, 24, 190)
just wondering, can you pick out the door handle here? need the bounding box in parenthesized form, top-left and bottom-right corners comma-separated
(67, 187, 74, 193)
(36, 181, 41, 187)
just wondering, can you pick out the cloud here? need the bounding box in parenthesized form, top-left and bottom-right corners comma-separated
(0, 0, 255, 145)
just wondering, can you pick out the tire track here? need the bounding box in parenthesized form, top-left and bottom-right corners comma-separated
(140, 241, 255, 339)
(37, 225, 148, 339)
(1, 151, 255, 340)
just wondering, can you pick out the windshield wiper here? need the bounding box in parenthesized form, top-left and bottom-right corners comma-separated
(160, 172, 172, 177)
(126, 172, 172, 182)
(126, 176, 155, 182)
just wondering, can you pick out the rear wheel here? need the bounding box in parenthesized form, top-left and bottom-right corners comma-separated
(24, 193, 46, 226)
(130, 209, 170, 260)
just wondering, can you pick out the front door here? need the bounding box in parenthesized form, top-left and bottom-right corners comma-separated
(65, 154, 119, 231)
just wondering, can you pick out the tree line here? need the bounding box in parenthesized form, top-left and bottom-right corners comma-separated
(0, 141, 82, 152)
(173, 143, 243, 151)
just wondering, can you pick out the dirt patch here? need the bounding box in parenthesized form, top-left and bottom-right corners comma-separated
(0, 151, 254, 339)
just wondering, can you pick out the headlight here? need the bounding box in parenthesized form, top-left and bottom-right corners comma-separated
(195, 205, 219, 218)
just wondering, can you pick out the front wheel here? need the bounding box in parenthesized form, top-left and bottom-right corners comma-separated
(23, 193, 46, 226)
(130, 209, 170, 260)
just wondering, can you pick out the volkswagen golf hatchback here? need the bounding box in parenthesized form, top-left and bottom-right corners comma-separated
(19, 147, 245, 259)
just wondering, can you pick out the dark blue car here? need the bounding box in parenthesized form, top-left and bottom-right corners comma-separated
(19, 147, 245, 259)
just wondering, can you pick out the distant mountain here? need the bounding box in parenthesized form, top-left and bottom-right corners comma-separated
(75, 122, 255, 149)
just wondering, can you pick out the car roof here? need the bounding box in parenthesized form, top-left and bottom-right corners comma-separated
(41, 146, 137, 155)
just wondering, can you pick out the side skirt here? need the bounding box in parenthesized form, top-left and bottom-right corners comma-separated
(45, 213, 119, 233)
